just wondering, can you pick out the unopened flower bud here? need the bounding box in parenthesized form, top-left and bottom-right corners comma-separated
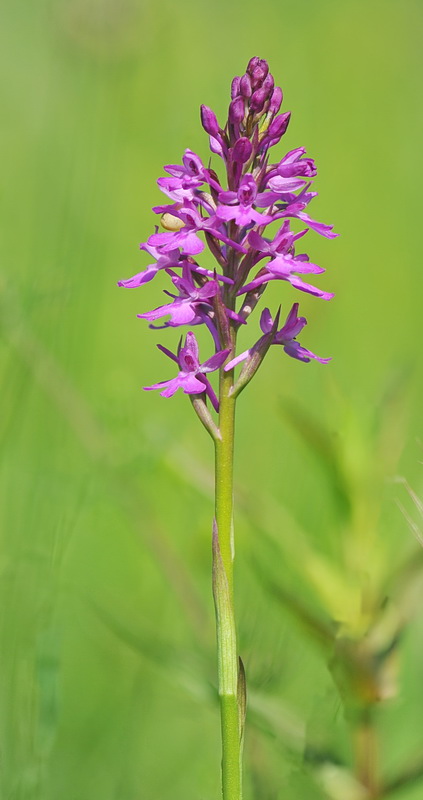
(239, 74, 252, 98)
(229, 96, 245, 124)
(232, 137, 253, 164)
(246, 56, 260, 74)
(261, 73, 274, 96)
(209, 136, 224, 157)
(231, 76, 241, 99)
(247, 57, 269, 88)
(268, 111, 291, 139)
(268, 86, 283, 115)
(200, 105, 220, 137)
(250, 87, 267, 113)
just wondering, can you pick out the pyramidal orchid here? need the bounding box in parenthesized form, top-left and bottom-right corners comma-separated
(119, 57, 337, 800)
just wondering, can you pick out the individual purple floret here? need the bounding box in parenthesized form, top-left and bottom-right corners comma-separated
(225, 304, 330, 371)
(263, 304, 331, 363)
(238, 226, 334, 300)
(157, 149, 222, 203)
(217, 175, 273, 227)
(148, 202, 246, 256)
(278, 148, 316, 176)
(144, 331, 230, 411)
(138, 268, 219, 327)
(117, 242, 182, 287)
(118, 241, 234, 290)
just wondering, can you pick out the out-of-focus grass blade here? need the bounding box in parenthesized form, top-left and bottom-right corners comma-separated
(0, 282, 209, 640)
(383, 754, 423, 797)
(257, 575, 335, 653)
(371, 367, 411, 473)
(316, 762, 368, 800)
(279, 397, 352, 519)
(247, 690, 305, 752)
(89, 598, 215, 705)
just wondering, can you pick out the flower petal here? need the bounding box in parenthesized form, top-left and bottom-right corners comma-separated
(201, 348, 231, 373)
(118, 265, 158, 287)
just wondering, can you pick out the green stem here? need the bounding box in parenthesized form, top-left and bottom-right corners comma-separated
(215, 369, 236, 599)
(214, 363, 242, 800)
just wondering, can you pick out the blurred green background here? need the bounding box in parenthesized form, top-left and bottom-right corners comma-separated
(1, 0, 423, 798)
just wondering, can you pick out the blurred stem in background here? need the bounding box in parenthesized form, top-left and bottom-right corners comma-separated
(245, 389, 423, 800)
(354, 707, 378, 798)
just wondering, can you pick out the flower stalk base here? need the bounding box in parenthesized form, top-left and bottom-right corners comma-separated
(213, 366, 242, 800)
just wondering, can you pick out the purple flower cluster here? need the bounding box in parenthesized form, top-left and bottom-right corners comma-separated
(119, 57, 337, 407)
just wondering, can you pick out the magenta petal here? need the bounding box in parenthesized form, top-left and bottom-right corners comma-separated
(144, 377, 179, 395)
(159, 377, 186, 397)
(290, 256, 325, 275)
(157, 344, 179, 363)
(207, 229, 247, 254)
(296, 212, 339, 239)
(237, 275, 270, 295)
(284, 342, 330, 364)
(138, 301, 177, 321)
(216, 205, 238, 222)
(209, 135, 224, 157)
(182, 149, 205, 175)
(288, 276, 334, 299)
(184, 331, 200, 363)
(152, 203, 180, 214)
(118, 265, 158, 287)
(180, 373, 207, 394)
(226, 309, 246, 324)
(248, 230, 269, 251)
(218, 190, 238, 204)
(255, 191, 282, 207)
(276, 304, 307, 340)
(267, 176, 308, 193)
(279, 147, 306, 164)
(282, 342, 311, 363)
(200, 375, 220, 412)
(223, 350, 250, 371)
(250, 209, 274, 225)
(267, 255, 324, 276)
(201, 348, 231, 373)
(167, 303, 197, 324)
(179, 231, 205, 255)
(148, 231, 178, 249)
(164, 164, 184, 177)
(259, 308, 273, 334)
(197, 280, 219, 299)
(236, 208, 257, 226)
(280, 303, 304, 335)
(158, 177, 181, 191)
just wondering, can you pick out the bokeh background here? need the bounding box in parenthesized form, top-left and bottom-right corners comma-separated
(1, 0, 423, 798)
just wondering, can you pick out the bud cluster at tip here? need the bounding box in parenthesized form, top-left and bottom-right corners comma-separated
(200, 57, 289, 164)
(227, 57, 286, 145)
